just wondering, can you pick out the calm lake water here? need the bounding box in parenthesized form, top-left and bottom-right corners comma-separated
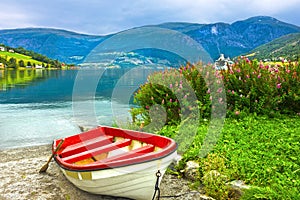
(0, 68, 153, 149)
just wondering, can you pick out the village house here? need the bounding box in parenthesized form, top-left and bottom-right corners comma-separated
(0, 46, 5, 52)
(214, 54, 233, 70)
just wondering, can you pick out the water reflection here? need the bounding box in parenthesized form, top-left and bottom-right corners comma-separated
(0, 69, 55, 91)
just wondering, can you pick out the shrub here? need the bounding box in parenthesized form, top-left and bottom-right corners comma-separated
(131, 58, 300, 124)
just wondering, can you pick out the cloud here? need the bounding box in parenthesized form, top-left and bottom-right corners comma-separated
(0, 4, 35, 29)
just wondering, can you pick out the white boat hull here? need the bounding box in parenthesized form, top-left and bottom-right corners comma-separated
(59, 150, 177, 200)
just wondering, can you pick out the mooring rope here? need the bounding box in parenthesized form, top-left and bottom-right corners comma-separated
(151, 170, 161, 200)
(151, 170, 203, 199)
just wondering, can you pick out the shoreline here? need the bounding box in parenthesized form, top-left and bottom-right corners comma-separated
(0, 144, 205, 200)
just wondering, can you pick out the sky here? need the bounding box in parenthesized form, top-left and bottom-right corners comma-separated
(0, 0, 299, 35)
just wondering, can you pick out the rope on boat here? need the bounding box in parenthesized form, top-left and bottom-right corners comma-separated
(151, 170, 161, 200)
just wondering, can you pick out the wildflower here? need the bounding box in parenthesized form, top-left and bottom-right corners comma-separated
(184, 95, 187, 99)
(259, 64, 264, 69)
(179, 84, 183, 89)
(170, 99, 173, 103)
(236, 68, 241, 73)
(217, 88, 222, 93)
(151, 96, 154, 101)
(257, 75, 261, 79)
(161, 99, 165, 104)
(235, 111, 240, 115)
(276, 83, 281, 89)
(286, 69, 290, 73)
(207, 89, 211, 94)
(169, 83, 173, 89)
(218, 98, 223, 103)
(246, 75, 250, 79)
(145, 105, 149, 109)
(232, 90, 235, 94)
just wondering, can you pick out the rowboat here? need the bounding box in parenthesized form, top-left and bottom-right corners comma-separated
(53, 126, 177, 200)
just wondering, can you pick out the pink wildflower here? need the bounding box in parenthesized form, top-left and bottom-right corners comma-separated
(161, 99, 165, 104)
(218, 98, 223, 103)
(276, 83, 281, 89)
(235, 111, 240, 115)
(257, 75, 261, 79)
(169, 83, 173, 89)
(170, 99, 173, 103)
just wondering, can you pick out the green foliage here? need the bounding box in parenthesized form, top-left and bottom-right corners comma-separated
(223, 58, 300, 116)
(132, 59, 300, 125)
(130, 58, 300, 199)
(249, 33, 300, 61)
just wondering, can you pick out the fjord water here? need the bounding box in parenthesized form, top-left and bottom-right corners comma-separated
(0, 69, 145, 149)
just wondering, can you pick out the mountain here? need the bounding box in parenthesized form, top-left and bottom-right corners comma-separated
(0, 28, 107, 64)
(185, 16, 300, 60)
(246, 33, 300, 61)
(0, 16, 299, 64)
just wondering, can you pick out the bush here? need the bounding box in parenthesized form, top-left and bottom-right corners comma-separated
(131, 58, 300, 124)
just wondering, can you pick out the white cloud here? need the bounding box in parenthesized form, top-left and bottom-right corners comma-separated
(0, 4, 35, 29)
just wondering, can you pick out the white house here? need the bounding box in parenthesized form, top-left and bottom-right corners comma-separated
(35, 65, 43, 69)
(215, 54, 233, 70)
(0, 46, 5, 52)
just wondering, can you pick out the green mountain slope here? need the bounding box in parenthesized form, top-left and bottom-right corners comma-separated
(0, 45, 62, 68)
(247, 33, 300, 61)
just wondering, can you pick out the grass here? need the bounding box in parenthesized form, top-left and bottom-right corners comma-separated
(0, 51, 45, 66)
(159, 115, 300, 199)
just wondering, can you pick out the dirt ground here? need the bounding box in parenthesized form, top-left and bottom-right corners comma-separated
(0, 145, 208, 200)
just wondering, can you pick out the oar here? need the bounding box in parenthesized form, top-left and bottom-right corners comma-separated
(39, 139, 64, 173)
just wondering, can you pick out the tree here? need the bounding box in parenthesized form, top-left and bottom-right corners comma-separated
(8, 57, 17, 68)
(27, 61, 32, 67)
(18, 60, 25, 68)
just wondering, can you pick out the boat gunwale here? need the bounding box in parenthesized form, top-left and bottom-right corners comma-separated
(54, 147, 177, 172)
(53, 126, 178, 172)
